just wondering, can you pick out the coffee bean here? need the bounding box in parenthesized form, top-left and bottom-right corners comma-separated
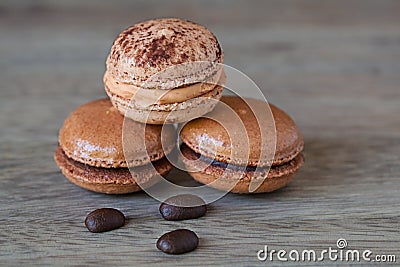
(159, 194, 207, 221)
(157, 229, 199, 254)
(85, 208, 125, 233)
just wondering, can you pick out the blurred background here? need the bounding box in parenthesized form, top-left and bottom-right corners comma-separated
(1, 0, 400, 140)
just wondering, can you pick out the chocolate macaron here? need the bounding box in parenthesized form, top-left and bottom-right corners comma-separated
(104, 18, 225, 124)
(180, 96, 304, 194)
(54, 99, 176, 194)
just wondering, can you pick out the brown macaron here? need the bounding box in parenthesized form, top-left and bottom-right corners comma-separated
(54, 99, 176, 194)
(104, 18, 225, 124)
(180, 96, 304, 194)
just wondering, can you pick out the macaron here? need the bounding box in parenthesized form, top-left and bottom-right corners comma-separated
(180, 96, 304, 194)
(104, 18, 225, 124)
(54, 99, 176, 194)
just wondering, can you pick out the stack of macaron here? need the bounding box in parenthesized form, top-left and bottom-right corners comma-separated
(54, 18, 226, 194)
(54, 18, 304, 195)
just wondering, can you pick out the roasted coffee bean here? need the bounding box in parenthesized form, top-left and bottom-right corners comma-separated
(156, 229, 199, 254)
(159, 194, 207, 221)
(85, 208, 125, 233)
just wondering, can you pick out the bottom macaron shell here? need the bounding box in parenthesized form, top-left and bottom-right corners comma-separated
(180, 144, 303, 194)
(189, 171, 296, 194)
(105, 84, 223, 124)
(54, 146, 172, 194)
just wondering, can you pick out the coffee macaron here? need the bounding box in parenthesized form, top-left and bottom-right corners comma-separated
(54, 99, 176, 194)
(180, 96, 304, 194)
(104, 18, 225, 124)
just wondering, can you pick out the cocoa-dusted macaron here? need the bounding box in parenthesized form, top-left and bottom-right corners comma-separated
(104, 18, 225, 124)
(180, 96, 304, 194)
(54, 99, 176, 194)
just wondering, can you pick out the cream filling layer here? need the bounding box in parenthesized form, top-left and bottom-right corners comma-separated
(104, 69, 225, 107)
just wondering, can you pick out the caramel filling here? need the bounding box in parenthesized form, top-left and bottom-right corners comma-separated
(104, 69, 225, 107)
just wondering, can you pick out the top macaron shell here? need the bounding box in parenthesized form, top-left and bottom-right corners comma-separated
(59, 99, 176, 168)
(106, 18, 223, 89)
(180, 96, 304, 167)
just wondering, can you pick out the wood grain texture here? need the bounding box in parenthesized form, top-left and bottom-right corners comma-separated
(1, 0, 399, 266)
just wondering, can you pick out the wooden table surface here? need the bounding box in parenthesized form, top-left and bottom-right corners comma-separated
(1, 0, 399, 266)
